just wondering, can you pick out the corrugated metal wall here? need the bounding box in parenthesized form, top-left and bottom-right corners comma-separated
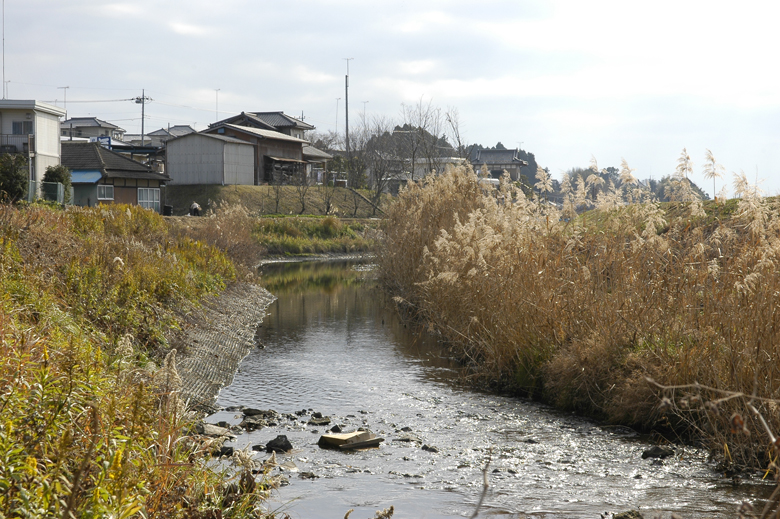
(223, 142, 254, 185)
(167, 135, 227, 184)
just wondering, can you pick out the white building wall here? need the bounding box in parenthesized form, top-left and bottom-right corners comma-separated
(222, 142, 254, 185)
(167, 135, 226, 184)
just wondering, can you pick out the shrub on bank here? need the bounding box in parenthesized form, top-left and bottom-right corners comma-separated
(0, 203, 271, 518)
(378, 165, 780, 470)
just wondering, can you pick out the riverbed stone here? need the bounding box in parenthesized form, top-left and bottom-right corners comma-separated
(641, 446, 675, 459)
(266, 435, 293, 453)
(422, 444, 439, 453)
(308, 416, 331, 426)
(195, 422, 235, 438)
(614, 511, 644, 519)
(240, 415, 269, 432)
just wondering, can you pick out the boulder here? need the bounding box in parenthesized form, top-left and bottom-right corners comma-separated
(422, 444, 439, 453)
(308, 416, 331, 426)
(266, 435, 293, 453)
(641, 446, 675, 459)
(195, 422, 235, 438)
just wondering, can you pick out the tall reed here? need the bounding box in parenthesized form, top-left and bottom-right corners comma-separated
(378, 164, 780, 468)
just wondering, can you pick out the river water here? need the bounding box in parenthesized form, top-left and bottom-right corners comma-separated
(208, 260, 772, 519)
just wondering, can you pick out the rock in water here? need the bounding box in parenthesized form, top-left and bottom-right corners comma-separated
(641, 445, 674, 459)
(266, 435, 293, 453)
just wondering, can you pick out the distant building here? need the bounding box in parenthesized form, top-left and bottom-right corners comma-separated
(166, 133, 254, 185)
(61, 117, 125, 141)
(468, 148, 529, 182)
(0, 99, 67, 183)
(62, 142, 170, 212)
(210, 111, 314, 139)
(124, 125, 196, 147)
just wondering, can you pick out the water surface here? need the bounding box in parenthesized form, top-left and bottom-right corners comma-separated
(209, 260, 772, 518)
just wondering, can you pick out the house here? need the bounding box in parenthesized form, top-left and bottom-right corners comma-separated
(468, 148, 531, 183)
(166, 132, 254, 185)
(61, 142, 170, 212)
(61, 117, 125, 141)
(0, 99, 67, 184)
(302, 144, 333, 182)
(124, 125, 196, 147)
(210, 111, 314, 139)
(202, 124, 308, 184)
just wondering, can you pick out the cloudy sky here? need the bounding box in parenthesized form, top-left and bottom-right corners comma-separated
(9, 0, 779, 196)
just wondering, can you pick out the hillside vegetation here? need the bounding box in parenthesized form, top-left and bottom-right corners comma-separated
(378, 165, 780, 471)
(0, 204, 272, 518)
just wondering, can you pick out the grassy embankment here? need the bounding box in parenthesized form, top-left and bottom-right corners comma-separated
(165, 184, 385, 218)
(0, 203, 275, 518)
(166, 202, 376, 262)
(378, 165, 780, 473)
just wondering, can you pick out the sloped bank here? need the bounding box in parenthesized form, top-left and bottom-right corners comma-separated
(175, 283, 276, 413)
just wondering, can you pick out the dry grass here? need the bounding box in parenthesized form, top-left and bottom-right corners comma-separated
(378, 164, 780, 469)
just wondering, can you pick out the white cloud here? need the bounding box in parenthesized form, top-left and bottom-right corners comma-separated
(168, 21, 211, 36)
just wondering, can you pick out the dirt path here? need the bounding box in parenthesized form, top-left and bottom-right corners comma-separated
(175, 283, 275, 413)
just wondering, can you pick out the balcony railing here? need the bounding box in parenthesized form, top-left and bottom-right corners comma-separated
(0, 134, 32, 155)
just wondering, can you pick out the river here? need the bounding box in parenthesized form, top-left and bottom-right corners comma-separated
(207, 260, 772, 519)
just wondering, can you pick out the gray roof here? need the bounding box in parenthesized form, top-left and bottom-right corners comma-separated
(248, 111, 314, 131)
(148, 125, 196, 137)
(209, 123, 309, 144)
(303, 145, 332, 161)
(469, 148, 528, 166)
(178, 132, 252, 145)
(61, 117, 125, 132)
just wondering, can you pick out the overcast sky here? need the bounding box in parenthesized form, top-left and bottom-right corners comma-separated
(9, 0, 779, 197)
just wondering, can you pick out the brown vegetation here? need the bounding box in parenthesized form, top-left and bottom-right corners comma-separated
(378, 164, 780, 470)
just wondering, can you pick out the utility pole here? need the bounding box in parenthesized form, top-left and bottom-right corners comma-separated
(134, 90, 151, 146)
(215, 88, 220, 122)
(335, 97, 340, 134)
(343, 58, 353, 157)
(58, 86, 69, 117)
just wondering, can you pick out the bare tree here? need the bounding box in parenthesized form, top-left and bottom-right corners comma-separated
(294, 167, 312, 214)
(397, 97, 449, 181)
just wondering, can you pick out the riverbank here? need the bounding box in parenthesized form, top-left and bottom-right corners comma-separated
(0, 203, 273, 518)
(377, 165, 780, 473)
(176, 283, 276, 413)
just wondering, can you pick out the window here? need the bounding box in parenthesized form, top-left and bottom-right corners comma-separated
(12, 121, 33, 135)
(97, 185, 114, 201)
(137, 188, 160, 212)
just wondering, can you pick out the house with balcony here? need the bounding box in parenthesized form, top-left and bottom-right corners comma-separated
(0, 100, 67, 183)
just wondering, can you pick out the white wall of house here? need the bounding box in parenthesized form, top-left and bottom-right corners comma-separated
(0, 101, 66, 182)
(167, 133, 254, 185)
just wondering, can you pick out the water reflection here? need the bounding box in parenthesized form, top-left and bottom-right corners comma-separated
(210, 260, 773, 519)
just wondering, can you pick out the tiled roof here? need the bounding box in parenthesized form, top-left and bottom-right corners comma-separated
(61, 142, 170, 181)
(469, 148, 527, 165)
(213, 124, 309, 144)
(61, 117, 124, 131)
(248, 112, 315, 130)
(148, 125, 197, 137)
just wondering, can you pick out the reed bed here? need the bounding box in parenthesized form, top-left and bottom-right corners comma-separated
(0, 204, 274, 518)
(378, 165, 780, 470)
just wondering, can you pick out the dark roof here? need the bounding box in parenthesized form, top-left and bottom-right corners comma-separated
(209, 112, 277, 131)
(248, 112, 315, 131)
(148, 125, 196, 137)
(61, 142, 170, 181)
(469, 148, 528, 166)
(61, 117, 124, 131)
(206, 123, 308, 143)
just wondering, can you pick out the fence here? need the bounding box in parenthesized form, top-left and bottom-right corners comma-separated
(28, 181, 69, 204)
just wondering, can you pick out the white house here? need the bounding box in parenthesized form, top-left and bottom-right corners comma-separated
(166, 132, 255, 185)
(0, 100, 67, 183)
